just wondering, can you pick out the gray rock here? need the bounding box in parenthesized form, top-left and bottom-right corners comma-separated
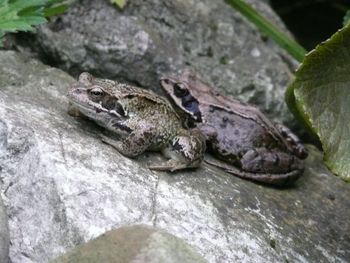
(0, 50, 349, 263)
(51, 224, 207, 263)
(16, 0, 298, 129)
(0, 193, 9, 263)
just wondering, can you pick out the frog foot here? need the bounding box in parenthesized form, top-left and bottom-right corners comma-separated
(274, 123, 308, 159)
(148, 160, 190, 172)
(150, 129, 206, 172)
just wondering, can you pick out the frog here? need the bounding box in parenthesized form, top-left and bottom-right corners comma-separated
(67, 72, 206, 172)
(160, 70, 308, 185)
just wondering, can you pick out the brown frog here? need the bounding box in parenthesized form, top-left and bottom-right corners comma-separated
(68, 72, 206, 172)
(160, 71, 308, 185)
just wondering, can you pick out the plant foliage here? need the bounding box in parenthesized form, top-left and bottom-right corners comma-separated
(110, 0, 127, 9)
(225, 0, 307, 62)
(344, 10, 350, 26)
(0, 0, 70, 45)
(286, 23, 350, 182)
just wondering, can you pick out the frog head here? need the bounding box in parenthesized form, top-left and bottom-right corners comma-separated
(160, 77, 202, 123)
(68, 72, 130, 134)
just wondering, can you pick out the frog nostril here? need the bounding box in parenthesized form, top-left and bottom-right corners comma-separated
(73, 88, 82, 94)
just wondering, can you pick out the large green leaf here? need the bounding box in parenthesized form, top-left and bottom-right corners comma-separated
(344, 10, 350, 26)
(286, 23, 350, 182)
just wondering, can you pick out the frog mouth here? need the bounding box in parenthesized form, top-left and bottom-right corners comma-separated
(69, 100, 127, 124)
(69, 100, 107, 114)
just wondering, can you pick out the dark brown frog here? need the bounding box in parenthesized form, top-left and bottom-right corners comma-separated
(160, 71, 307, 185)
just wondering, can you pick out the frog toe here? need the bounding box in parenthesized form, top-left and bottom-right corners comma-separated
(148, 161, 188, 172)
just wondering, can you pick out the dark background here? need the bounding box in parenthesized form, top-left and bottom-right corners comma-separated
(270, 0, 350, 50)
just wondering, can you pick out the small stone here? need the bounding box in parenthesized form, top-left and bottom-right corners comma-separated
(51, 225, 207, 263)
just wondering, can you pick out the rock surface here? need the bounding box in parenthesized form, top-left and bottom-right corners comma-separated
(0, 195, 9, 263)
(15, 0, 298, 130)
(0, 50, 349, 263)
(52, 224, 207, 263)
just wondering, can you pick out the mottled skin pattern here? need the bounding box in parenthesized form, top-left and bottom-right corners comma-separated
(68, 72, 206, 172)
(160, 71, 308, 185)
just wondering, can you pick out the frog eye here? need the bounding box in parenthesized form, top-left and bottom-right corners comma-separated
(89, 87, 104, 100)
(174, 83, 189, 97)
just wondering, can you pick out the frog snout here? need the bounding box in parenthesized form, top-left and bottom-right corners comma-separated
(71, 87, 84, 94)
(68, 87, 83, 97)
(67, 87, 88, 102)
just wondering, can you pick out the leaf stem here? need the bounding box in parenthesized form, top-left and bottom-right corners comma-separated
(225, 0, 307, 62)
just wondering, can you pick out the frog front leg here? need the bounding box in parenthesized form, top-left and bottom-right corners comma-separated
(101, 123, 156, 158)
(274, 123, 308, 159)
(149, 129, 206, 172)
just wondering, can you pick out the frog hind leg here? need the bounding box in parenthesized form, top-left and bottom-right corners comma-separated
(149, 129, 206, 172)
(205, 148, 304, 186)
(241, 148, 302, 171)
(219, 162, 301, 186)
(101, 125, 155, 158)
(240, 148, 304, 185)
(274, 123, 308, 159)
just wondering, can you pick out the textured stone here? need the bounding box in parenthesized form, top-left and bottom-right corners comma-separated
(51, 224, 207, 263)
(15, 0, 299, 130)
(0, 50, 349, 263)
(0, 194, 9, 263)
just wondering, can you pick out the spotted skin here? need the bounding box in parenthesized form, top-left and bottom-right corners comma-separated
(160, 70, 307, 185)
(68, 72, 206, 171)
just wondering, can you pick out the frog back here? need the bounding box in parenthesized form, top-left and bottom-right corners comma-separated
(120, 93, 183, 149)
(204, 108, 283, 156)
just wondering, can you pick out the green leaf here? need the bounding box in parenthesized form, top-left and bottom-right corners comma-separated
(43, 0, 74, 17)
(225, 0, 306, 62)
(344, 10, 350, 26)
(44, 4, 68, 17)
(286, 23, 350, 182)
(110, 0, 127, 9)
(0, 17, 47, 31)
(0, 0, 66, 45)
(0, 0, 47, 31)
(0, 0, 70, 41)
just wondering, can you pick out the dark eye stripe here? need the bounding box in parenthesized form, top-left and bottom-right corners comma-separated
(114, 102, 126, 117)
(181, 99, 202, 122)
(111, 121, 133, 133)
(102, 99, 115, 110)
(182, 93, 195, 104)
(102, 100, 126, 117)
